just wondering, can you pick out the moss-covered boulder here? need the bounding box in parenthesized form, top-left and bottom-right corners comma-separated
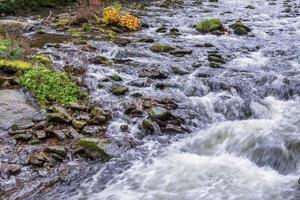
(149, 107, 170, 120)
(79, 138, 111, 160)
(150, 44, 175, 53)
(0, 59, 32, 71)
(196, 18, 223, 33)
(229, 21, 251, 35)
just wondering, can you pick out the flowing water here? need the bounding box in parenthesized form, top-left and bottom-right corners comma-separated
(24, 0, 300, 199)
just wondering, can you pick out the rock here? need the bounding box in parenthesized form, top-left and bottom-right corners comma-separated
(48, 106, 72, 122)
(139, 67, 168, 79)
(44, 146, 68, 157)
(8, 129, 27, 136)
(138, 37, 155, 43)
(169, 28, 181, 36)
(194, 43, 215, 48)
(28, 139, 41, 145)
(209, 62, 223, 68)
(46, 113, 67, 124)
(142, 119, 155, 133)
(149, 107, 170, 120)
(6, 164, 21, 176)
(28, 152, 47, 166)
(196, 18, 223, 33)
(229, 21, 251, 35)
(111, 85, 129, 95)
(170, 49, 193, 57)
(150, 44, 175, 53)
(0, 20, 34, 34)
(72, 119, 87, 129)
(68, 127, 80, 139)
(36, 130, 47, 140)
(53, 130, 66, 140)
(110, 73, 123, 81)
(81, 125, 106, 136)
(90, 55, 112, 65)
(120, 124, 129, 132)
(79, 138, 111, 160)
(245, 5, 255, 9)
(171, 66, 189, 75)
(156, 26, 167, 33)
(208, 55, 225, 64)
(66, 103, 87, 111)
(114, 37, 131, 46)
(11, 119, 35, 130)
(90, 107, 112, 122)
(32, 121, 45, 130)
(13, 133, 33, 141)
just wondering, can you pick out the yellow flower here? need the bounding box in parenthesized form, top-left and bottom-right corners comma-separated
(119, 14, 141, 31)
(103, 6, 121, 25)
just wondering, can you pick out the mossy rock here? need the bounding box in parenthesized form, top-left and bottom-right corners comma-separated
(110, 73, 123, 81)
(111, 85, 128, 95)
(149, 107, 170, 120)
(150, 44, 175, 53)
(229, 21, 251, 35)
(79, 138, 111, 161)
(44, 146, 68, 157)
(196, 18, 223, 33)
(33, 54, 52, 65)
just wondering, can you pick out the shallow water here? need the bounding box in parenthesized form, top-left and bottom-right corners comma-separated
(23, 0, 300, 199)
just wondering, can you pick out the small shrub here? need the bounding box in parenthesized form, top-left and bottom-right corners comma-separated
(119, 14, 141, 31)
(0, 39, 24, 58)
(19, 67, 85, 106)
(33, 54, 52, 66)
(102, 6, 121, 25)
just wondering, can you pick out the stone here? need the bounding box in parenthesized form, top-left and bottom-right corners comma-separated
(6, 164, 21, 176)
(46, 113, 67, 124)
(28, 152, 47, 166)
(149, 107, 170, 120)
(28, 139, 41, 145)
(44, 146, 68, 157)
(138, 37, 155, 43)
(142, 119, 155, 133)
(229, 21, 251, 35)
(196, 18, 223, 33)
(32, 121, 45, 130)
(110, 73, 123, 81)
(156, 26, 167, 33)
(209, 62, 223, 68)
(53, 130, 66, 140)
(36, 130, 47, 140)
(8, 129, 27, 136)
(208, 55, 225, 64)
(171, 66, 189, 75)
(11, 119, 35, 130)
(13, 133, 33, 141)
(79, 138, 111, 160)
(0, 20, 34, 34)
(68, 127, 80, 139)
(81, 125, 106, 135)
(139, 67, 168, 79)
(72, 119, 87, 129)
(66, 103, 87, 111)
(111, 85, 129, 95)
(194, 43, 215, 48)
(169, 28, 181, 36)
(114, 37, 131, 46)
(90, 107, 112, 122)
(170, 49, 193, 57)
(90, 55, 112, 65)
(48, 106, 72, 122)
(150, 44, 175, 53)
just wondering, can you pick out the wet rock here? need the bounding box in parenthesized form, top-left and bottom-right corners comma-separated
(36, 130, 47, 140)
(156, 26, 168, 33)
(111, 84, 129, 95)
(120, 124, 129, 132)
(0, 20, 34, 34)
(11, 119, 35, 130)
(128, 78, 151, 87)
(90, 107, 112, 122)
(28, 139, 41, 145)
(196, 18, 223, 33)
(150, 44, 175, 53)
(8, 129, 27, 136)
(149, 107, 170, 120)
(90, 55, 112, 65)
(114, 37, 131, 46)
(169, 28, 181, 36)
(245, 5, 255, 9)
(229, 21, 252, 35)
(124, 104, 144, 117)
(44, 146, 68, 157)
(46, 106, 72, 123)
(33, 121, 45, 130)
(170, 49, 193, 57)
(110, 73, 123, 81)
(29, 152, 47, 166)
(13, 133, 33, 141)
(6, 164, 21, 176)
(138, 37, 155, 43)
(72, 120, 87, 129)
(53, 130, 66, 140)
(139, 67, 168, 79)
(171, 66, 189, 75)
(142, 119, 155, 134)
(208, 55, 225, 64)
(79, 138, 111, 160)
(194, 43, 215, 48)
(209, 62, 223, 68)
(81, 125, 106, 136)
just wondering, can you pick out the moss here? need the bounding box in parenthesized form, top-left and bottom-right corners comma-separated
(150, 44, 175, 53)
(79, 138, 111, 161)
(196, 18, 223, 33)
(71, 31, 82, 38)
(0, 39, 24, 59)
(54, 19, 70, 27)
(110, 73, 123, 81)
(229, 21, 251, 35)
(33, 54, 52, 65)
(0, 59, 32, 71)
(82, 23, 92, 32)
(19, 67, 85, 106)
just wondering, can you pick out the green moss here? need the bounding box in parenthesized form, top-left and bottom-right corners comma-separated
(55, 19, 70, 27)
(110, 73, 123, 81)
(79, 138, 111, 161)
(196, 18, 223, 33)
(0, 59, 32, 71)
(71, 31, 82, 38)
(150, 43, 175, 53)
(19, 67, 85, 106)
(0, 39, 24, 59)
(33, 54, 52, 65)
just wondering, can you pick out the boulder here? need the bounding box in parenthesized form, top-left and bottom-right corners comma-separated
(150, 44, 175, 53)
(79, 138, 111, 160)
(229, 21, 252, 35)
(44, 146, 68, 157)
(149, 107, 170, 120)
(111, 85, 129, 96)
(196, 18, 223, 33)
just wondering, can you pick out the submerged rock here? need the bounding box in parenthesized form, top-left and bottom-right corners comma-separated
(79, 138, 111, 160)
(229, 21, 252, 35)
(139, 67, 168, 79)
(111, 85, 129, 95)
(150, 44, 175, 53)
(149, 107, 170, 120)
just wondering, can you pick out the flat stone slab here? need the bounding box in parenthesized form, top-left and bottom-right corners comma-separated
(0, 90, 36, 130)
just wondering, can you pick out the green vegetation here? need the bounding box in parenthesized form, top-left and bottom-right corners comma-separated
(19, 67, 85, 106)
(0, 39, 24, 59)
(0, 59, 32, 71)
(196, 18, 223, 33)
